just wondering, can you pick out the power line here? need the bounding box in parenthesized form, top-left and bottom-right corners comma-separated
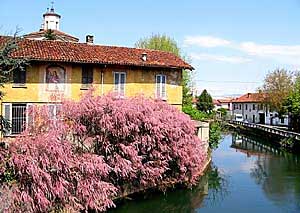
(194, 79, 261, 84)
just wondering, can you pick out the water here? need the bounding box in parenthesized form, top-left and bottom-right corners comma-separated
(110, 133, 300, 213)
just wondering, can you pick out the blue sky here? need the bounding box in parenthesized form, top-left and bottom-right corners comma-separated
(1, 0, 300, 98)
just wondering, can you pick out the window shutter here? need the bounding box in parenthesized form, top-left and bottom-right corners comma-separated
(88, 68, 93, 84)
(120, 73, 125, 96)
(26, 103, 34, 129)
(3, 103, 12, 136)
(47, 105, 56, 120)
(82, 66, 93, 84)
(156, 75, 161, 98)
(13, 68, 26, 84)
(82, 67, 87, 84)
(114, 72, 119, 93)
(161, 75, 166, 99)
(21, 69, 26, 84)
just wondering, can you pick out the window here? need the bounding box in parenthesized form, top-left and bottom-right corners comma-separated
(245, 114, 248, 120)
(239, 104, 241, 110)
(281, 117, 284, 124)
(156, 74, 166, 100)
(11, 104, 27, 134)
(13, 68, 26, 85)
(47, 104, 62, 120)
(245, 104, 248, 110)
(253, 115, 255, 123)
(253, 104, 256, 110)
(114, 72, 126, 97)
(81, 66, 93, 88)
(3, 103, 33, 135)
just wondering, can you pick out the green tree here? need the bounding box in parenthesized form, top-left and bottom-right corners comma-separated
(0, 35, 28, 133)
(261, 69, 294, 114)
(135, 33, 193, 107)
(197, 89, 214, 112)
(182, 69, 193, 106)
(284, 76, 300, 132)
(44, 29, 56, 40)
(135, 33, 181, 56)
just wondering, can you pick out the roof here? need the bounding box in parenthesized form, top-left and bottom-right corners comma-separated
(217, 98, 232, 103)
(232, 93, 267, 103)
(213, 99, 221, 105)
(213, 98, 232, 105)
(23, 30, 79, 43)
(0, 36, 193, 70)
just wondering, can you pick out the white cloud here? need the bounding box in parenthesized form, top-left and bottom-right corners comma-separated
(190, 53, 251, 64)
(184, 35, 300, 65)
(183, 36, 231, 48)
(239, 42, 300, 57)
(239, 42, 300, 65)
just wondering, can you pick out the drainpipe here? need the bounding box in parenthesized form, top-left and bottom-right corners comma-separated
(101, 70, 104, 95)
(0, 98, 2, 139)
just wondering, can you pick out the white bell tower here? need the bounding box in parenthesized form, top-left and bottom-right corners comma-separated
(42, 2, 61, 31)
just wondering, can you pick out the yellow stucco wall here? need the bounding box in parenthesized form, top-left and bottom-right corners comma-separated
(1, 62, 183, 108)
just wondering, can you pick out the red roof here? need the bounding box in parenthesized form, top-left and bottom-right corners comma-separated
(24, 30, 79, 42)
(232, 93, 266, 103)
(213, 99, 221, 105)
(217, 98, 232, 103)
(0, 36, 193, 70)
(192, 97, 198, 104)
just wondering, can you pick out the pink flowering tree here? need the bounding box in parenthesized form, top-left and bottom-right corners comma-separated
(0, 92, 207, 212)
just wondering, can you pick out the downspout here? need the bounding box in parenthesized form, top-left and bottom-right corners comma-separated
(101, 70, 104, 95)
(0, 98, 2, 139)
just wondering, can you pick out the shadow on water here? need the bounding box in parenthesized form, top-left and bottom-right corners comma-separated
(109, 163, 229, 213)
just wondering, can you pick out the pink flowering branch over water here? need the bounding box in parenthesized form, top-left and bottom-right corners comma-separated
(0, 93, 207, 212)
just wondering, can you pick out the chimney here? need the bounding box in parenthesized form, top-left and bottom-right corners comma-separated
(86, 35, 94, 45)
(141, 52, 147, 62)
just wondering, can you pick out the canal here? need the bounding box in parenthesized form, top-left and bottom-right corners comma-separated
(110, 133, 300, 213)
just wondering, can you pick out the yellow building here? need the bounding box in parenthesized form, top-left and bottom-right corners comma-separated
(0, 6, 192, 136)
(0, 37, 192, 136)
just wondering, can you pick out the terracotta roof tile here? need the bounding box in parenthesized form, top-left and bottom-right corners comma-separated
(0, 36, 193, 70)
(23, 30, 79, 42)
(232, 93, 267, 103)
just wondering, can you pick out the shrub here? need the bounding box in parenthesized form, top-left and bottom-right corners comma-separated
(183, 105, 212, 121)
(0, 93, 207, 212)
(209, 121, 222, 149)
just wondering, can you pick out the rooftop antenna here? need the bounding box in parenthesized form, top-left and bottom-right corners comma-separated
(50, 1, 55, 12)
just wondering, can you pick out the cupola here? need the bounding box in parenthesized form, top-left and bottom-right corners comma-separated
(42, 3, 61, 31)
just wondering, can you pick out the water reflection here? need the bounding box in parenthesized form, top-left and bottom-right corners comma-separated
(232, 134, 300, 211)
(205, 164, 229, 206)
(109, 163, 228, 213)
(110, 134, 300, 212)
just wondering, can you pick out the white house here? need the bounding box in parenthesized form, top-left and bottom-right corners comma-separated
(213, 99, 233, 111)
(232, 93, 289, 126)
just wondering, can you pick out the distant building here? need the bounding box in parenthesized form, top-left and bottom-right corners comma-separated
(213, 98, 232, 111)
(232, 93, 289, 126)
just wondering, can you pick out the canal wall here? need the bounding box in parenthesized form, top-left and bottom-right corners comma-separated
(227, 121, 300, 152)
(114, 154, 212, 201)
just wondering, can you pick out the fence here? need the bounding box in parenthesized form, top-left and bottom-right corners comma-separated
(230, 120, 300, 140)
